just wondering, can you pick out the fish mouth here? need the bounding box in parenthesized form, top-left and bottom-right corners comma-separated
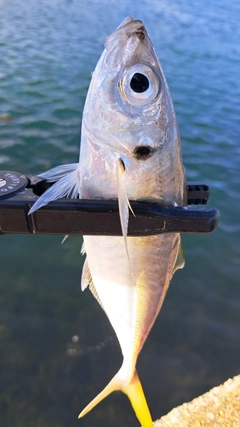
(117, 16, 146, 40)
(116, 16, 134, 29)
(104, 19, 149, 68)
(106, 18, 146, 46)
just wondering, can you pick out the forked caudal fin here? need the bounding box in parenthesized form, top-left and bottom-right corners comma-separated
(78, 366, 152, 427)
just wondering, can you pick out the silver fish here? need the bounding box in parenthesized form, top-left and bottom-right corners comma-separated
(29, 16, 187, 427)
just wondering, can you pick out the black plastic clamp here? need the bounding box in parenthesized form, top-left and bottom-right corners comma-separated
(0, 170, 219, 236)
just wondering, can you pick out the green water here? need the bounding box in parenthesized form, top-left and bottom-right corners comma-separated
(0, 0, 240, 426)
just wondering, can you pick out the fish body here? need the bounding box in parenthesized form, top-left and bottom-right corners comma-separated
(29, 17, 186, 427)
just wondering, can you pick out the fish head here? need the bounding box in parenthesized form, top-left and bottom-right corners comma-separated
(80, 17, 186, 206)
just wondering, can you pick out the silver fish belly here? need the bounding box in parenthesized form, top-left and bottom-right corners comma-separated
(29, 16, 186, 427)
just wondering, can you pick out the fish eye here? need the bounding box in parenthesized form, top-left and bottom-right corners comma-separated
(130, 73, 149, 93)
(120, 64, 160, 106)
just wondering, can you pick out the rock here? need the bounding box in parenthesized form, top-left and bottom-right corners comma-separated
(154, 375, 240, 427)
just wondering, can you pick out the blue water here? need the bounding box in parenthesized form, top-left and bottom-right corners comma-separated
(0, 0, 240, 426)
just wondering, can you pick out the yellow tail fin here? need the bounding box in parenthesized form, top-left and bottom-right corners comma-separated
(78, 366, 152, 427)
(123, 370, 153, 427)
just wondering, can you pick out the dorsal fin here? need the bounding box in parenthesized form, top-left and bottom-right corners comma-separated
(173, 243, 185, 274)
(81, 241, 86, 255)
(81, 258, 105, 311)
(81, 258, 93, 291)
(61, 235, 69, 244)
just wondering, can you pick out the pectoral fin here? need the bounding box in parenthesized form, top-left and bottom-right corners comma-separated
(117, 158, 135, 261)
(28, 163, 80, 214)
(117, 158, 129, 245)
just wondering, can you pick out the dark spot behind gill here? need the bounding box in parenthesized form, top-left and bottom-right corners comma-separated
(133, 146, 152, 160)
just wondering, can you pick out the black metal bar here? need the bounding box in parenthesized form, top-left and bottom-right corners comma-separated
(0, 170, 219, 236)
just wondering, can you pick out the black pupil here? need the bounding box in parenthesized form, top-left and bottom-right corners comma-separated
(130, 73, 149, 93)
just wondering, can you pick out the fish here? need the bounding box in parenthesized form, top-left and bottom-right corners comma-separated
(29, 16, 187, 427)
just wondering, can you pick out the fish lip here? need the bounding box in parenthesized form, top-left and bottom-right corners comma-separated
(116, 16, 134, 29)
(105, 19, 146, 52)
(113, 19, 145, 34)
(132, 25, 146, 41)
